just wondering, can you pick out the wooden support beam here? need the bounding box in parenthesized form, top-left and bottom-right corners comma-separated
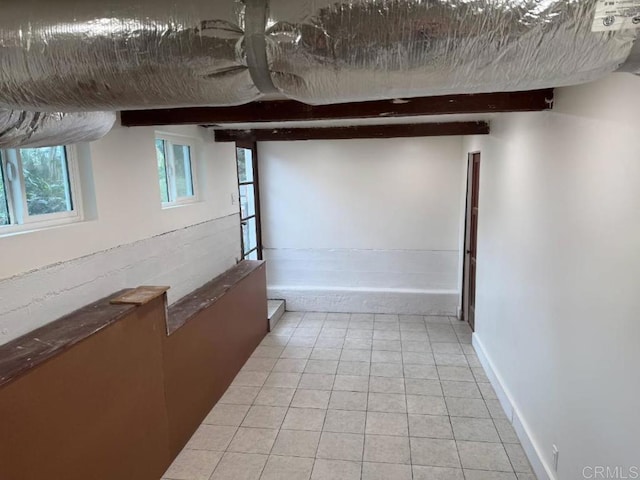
(120, 89, 553, 127)
(214, 121, 490, 142)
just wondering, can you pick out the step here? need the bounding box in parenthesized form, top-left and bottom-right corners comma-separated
(267, 299, 286, 331)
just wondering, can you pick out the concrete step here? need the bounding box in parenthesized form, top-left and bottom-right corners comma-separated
(268, 299, 286, 331)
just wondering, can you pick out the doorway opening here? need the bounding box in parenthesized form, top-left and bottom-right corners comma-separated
(235, 141, 263, 260)
(462, 152, 481, 331)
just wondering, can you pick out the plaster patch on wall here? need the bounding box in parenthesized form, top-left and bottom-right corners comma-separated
(0, 214, 240, 345)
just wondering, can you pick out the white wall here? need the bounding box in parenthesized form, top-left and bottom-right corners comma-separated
(464, 74, 640, 480)
(0, 122, 241, 344)
(259, 136, 465, 314)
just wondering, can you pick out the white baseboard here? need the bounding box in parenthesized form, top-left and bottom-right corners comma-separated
(267, 286, 458, 315)
(472, 334, 556, 480)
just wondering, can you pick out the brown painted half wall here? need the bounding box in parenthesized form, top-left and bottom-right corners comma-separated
(0, 261, 268, 480)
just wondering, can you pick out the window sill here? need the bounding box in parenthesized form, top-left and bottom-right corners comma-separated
(161, 199, 200, 210)
(0, 215, 83, 238)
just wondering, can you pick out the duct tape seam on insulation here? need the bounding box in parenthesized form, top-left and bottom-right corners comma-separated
(0, 110, 116, 149)
(0, 0, 637, 113)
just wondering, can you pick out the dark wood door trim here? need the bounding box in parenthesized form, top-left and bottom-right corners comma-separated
(462, 152, 481, 331)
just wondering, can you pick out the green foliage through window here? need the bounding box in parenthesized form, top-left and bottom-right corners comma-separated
(20, 147, 73, 216)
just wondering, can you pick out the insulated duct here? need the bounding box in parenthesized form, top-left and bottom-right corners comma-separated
(265, 0, 640, 104)
(0, 110, 116, 148)
(0, 1, 258, 111)
(0, 0, 637, 112)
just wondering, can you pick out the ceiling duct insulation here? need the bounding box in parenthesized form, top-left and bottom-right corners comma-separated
(266, 0, 639, 104)
(0, 0, 637, 113)
(0, 1, 259, 112)
(0, 110, 116, 148)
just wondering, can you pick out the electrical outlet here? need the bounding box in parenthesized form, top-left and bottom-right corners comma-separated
(552, 444, 559, 471)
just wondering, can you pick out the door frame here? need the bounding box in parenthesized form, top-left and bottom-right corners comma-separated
(235, 139, 264, 261)
(461, 151, 481, 331)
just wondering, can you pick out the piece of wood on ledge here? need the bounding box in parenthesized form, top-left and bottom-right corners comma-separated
(110, 286, 170, 306)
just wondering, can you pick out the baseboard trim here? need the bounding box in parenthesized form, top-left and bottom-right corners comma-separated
(472, 334, 556, 480)
(267, 286, 458, 315)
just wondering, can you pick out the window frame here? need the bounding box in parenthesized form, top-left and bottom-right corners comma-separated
(155, 133, 198, 208)
(0, 145, 83, 234)
(235, 140, 263, 261)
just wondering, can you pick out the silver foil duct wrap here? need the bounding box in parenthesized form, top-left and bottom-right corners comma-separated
(0, 110, 116, 148)
(0, 1, 258, 111)
(266, 0, 639, 104)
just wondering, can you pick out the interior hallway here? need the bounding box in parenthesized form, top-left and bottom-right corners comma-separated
(162, 312, 535, 480)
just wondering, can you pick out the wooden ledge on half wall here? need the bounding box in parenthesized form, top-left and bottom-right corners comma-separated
(0, 260, 265, 389)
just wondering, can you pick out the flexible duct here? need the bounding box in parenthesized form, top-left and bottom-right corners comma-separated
(0, 1, 258, 112)
(266, 0, 640, 104)
(0, 0, 637, 112)
(0, 110, 116, 148)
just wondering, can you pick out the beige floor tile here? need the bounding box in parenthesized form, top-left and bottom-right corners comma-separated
(457, 441, 513, 472)
(407, 395, 448, 415)
(316, 432, 364, 461)
(203, 404, 249, 426)
(412, 465, 464, 480)
(437, 366, 475, 382)
(372, 339, 402, 351)
(369, 376, 405, 394)
(405, 379, 443, 396)
(408, 414, 453, 439)
(319, 328, 347, 339)
(370, 362, 404, 377)
(478, 382, 498, 400)
(402, 351, 435, 365)
(252, 346, 285, 359)
(282, 407, 327, 431)
(340, 349, 372, 362)
(314, 337, 345, 349)
(210, 452, 267, 480)
(281, 347, 313, 359)
(241, 357, 278, 373)
(227, 427, 278, 454)
(241, 405, 287, 429)
(337, 361, 370, 376)
(219, 386, 260, 405)
(410, 438, 460, 468)
(402, 341, 432, 353)
(328, 391, 368, 411)
(298, 373, 335, 390)
(343, 338, 373, 350)
(291, 389, 331, 409)
(504, 444, 534, 473)
(472, 368, 490, 383)
(485, 399, 510, 420)
(371, 350, 402, 363)
(431, 343, 464, 354)
(311, 459, 361, 480)
(271, 430, 322, 457)
(464, 470, 517, 480)
(333, 375, 369, 392)
(516, 474, 537, 480)
(304, 360, 339, 375)
(186, 425, 236, 451)
(264, 372, 302, 389)
(260, 455, 314, 480)
(445, 398, 490, 418)
(451, 417, 500, 442)
(273, 359, 308, 373)
(323, 409, 366, 434)
(493, 419, 520, 444)
(254, 387, 296, 407)
(363, 435, 410, 464)
(441, 381, 482, 399)
(373, 330, 400, 340)
(404, 364, 439, 380)
(163, 449, 222, 480)
(365, 412, 408, 436)
(362, 462, 412, 480)
(310, 348, 342, 360)
(367, 392, 407, 413)
(288, 336, 318, 347)
(435, 354, 469, 367)
(260, 334, 291, 348)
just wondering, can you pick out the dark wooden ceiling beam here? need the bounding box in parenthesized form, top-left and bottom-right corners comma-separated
(120, 89, 553, 127)
(214, 122, 490, 143)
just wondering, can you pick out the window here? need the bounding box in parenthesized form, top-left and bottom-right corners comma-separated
(236, 143, 262, 260)
(0, 145, 80, 231)
(155, 135, 196, 206)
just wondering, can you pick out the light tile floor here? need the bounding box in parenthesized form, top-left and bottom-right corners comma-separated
(161, 312, 537, 480)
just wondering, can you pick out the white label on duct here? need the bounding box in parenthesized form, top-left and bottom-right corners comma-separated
(593, 0, 640, 31)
